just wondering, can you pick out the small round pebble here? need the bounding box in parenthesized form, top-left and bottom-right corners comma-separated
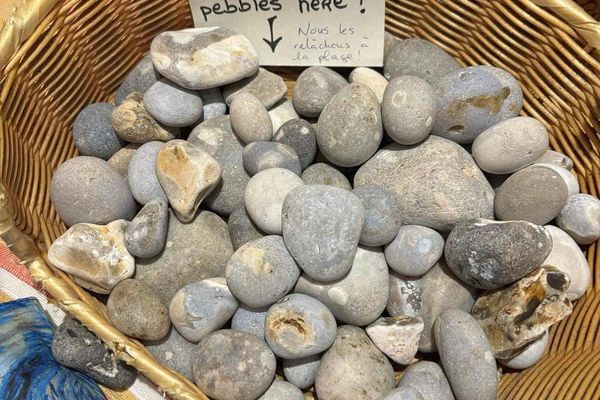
(382, 387, 424, 400)
(230, 92, 273, 144)
(258, 380, 304, 400)
(282, 354, 321, 390)
(199, 88, 227, 121)
(385, 225, 444, 276)
(349, 67, 388, 103)
(500, 331, 549, 370)
(192, 330, 276, 400)
(145, 327, 196, 380)
(228, 207, 265, 250)
(226, 235, 301, 308)
(556, 194, 600, 244)
(72, 103, 124, 160)
(128, 141, 168, 205)
(352, 185, 402, 246)
(534, 149, 573, 170)
(301, 163, 352, 190)
(107, 279, 170, 341)
(108, 143, 139, 179)
(242, 141, 302, 176)
(143, 78, 204, 127)
(125, 199, 169, 258)
(292, 66, 347, 118)
(398, 361, 454, 400)
(51, 156, 136, 226)
(273, 118, 318, 170)
(265, 293, 337, 359)
(231, 305, 268, 340)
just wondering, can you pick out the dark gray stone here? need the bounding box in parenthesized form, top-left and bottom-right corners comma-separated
(115, 55, 160, 106)
(273, 118, 317, 170)
(125, 199, 169, 258)
(72, 103, 124, 160)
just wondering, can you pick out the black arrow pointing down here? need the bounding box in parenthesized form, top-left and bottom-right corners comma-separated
(263, 16, 282, 52)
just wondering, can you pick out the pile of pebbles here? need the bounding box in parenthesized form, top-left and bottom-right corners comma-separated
(47, 27, 599, 400)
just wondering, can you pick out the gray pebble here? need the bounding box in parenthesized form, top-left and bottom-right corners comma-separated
(273, 118, 317, 170)
(349, 67, 388, 103)
(143, 78, 203, 127)
(387, 272, 422, 317)
(315, 325, 395, 400)
(301, 163, 352, 190)
(198, 88, 227, 120)
(398, 361, 454, 400)
(269, 99, 300, 132)
(282, 354, 320, 390)
(258, 380, 304, 400)
(228, 207, 265, 250)
(480, 65, 524, 121)
(385, 225, 444, 276)
(538, 163, 579, 196)
(382, 76, 436, 145)
(352, 185, 402, 246)
(115, 55, 160, 106)
(282, 185, 365, 281)
(265, 293, 336, 359)
(145, 327, 196, 380)
(231, 305, 268, 340)
(51, 156, 136, 226)
(72, 103, 124, 160)
(223, 67, 288, 109)
(127, 141, 168, 205)
(192, 330, 276, 400)
(499, 331, 549, 370)
(51, 318, 136, 390)
(169, 277, 238, 342)
(556, 193, 600, 245)
(383, 387, 424, 400)
(107, 143, 140, 179)
(292, 66, 347, 118)
(434, 309, 497, 400)
(295, 246, 389, 326)
(317, 83, 383, 167)
(125, 199, 168, 258)
(534, 149, 573, 171)
(384, 38, 461, 84)
(231, 92, 273, 143)
(242, 142, 302, 176)
(107, 279, 170, 341)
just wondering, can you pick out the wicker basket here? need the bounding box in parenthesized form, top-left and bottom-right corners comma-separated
(1, 0, 599, 399)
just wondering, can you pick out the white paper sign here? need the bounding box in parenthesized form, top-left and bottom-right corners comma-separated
(189, 0, 385, 67)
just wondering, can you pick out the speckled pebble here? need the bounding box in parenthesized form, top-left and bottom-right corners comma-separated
(258, 380, 304, 400)
(228, 207, 265, 250)
(293, 66, 347, 118)
(282, 354, 320, 390)
(385, 225, 444, 276)
(352, 185, 401, 246)
(230, 92, 273, 143)
(231, 305, 268, 340)
(349, 67, 388, 103)
(115, 55, 160, 106)
(556, 194, 600, 245)
(72, 103, 124, 160)
(128, 141, 168, 205)
(366, 316, 424, 364)
(143, 78, 203, 127)
(223, 67, 288, 109)
(125, 199, 169, 258)
(242, 141, 302, 176)
(145, 327, 196, 380)
(301, 163, 352, 190)
(398, 361, 454, 400)
(273, 118, 317, 170)
(198, 88, 227, 120)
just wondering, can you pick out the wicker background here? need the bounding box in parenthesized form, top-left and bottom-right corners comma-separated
(0, 1, 599, 399)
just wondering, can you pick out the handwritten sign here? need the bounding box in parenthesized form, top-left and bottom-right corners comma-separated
(188, 0, 385, 67)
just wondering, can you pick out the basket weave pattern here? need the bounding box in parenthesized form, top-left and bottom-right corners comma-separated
(1, 1, 600, 399)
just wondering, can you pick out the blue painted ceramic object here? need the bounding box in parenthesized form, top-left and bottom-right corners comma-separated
(0, 297, 105, 400)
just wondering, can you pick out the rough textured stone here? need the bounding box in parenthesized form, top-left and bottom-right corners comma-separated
(499, 331, 549, 370)
(72, 103, 124, 160)
(349, 67, 388, 103)
(398, 361, 454, 400)
(355, 136, 494, 231)
(115, 55, 160, 106)
(230, 92, 273, 143)
(556, 194, 600, 245)
(387, 272, 422, 318)
(128, 141, 168, 205)
(242, 142, 302, 176)
(366, 316, 423, 364)
(145, 327, 196, 380)
(231, 305, 268, 340)
(223, 67, 288, 109)
(143, 78, 203, 127)
(352, 185, 402, 246)
(199, 88, 227, 120)
(150, 28, 259, 90)
(125, 199, 169, 258)
(108, 144, 139, 179)
(282, 354, 320, 390)
(385, 225, 444, 277)
(269, 99, 299, 132)
(292, 66, 347, 117)
(258, 381, 304, 400)
(534, 150, 573, 171)
(273, 118, 317, 170)
(301, 162, 352, 190)
(228, 207, 265, 250)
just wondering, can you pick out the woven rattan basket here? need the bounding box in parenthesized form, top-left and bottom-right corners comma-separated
(1, 0, 600, 399)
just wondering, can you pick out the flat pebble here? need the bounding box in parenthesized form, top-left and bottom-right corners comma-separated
(145, 327, 196, 380)
(169, 278, 238, 342)
(108, 143, 139, 179)
(192, 330, 276, 400)
(387, 272, 422, 317)
(143, 78, 203, 127)
(228, 207, 265, 250)
(352, 185, 401, 246)
(258, 381, 304, 400)
(128, 141, 168, 205)
(500, 331, 549, 370)
(383, 387, 424, 400)
(366, 316, 424, 364)
(223, 67, 288, 109)
(301, 162, 352, 190)
(72, 103, 124, 159)
(293, 66, 347, 117)
(349, 67, 388, 103)
(556, 194, 600, 244)
(125, 199, 169, 258)
(398, 361, 454, 400)
(231, 305, 268, 340)
(242, 142, 301, 176)
(269, 99, 299, 132)
(230, 92, 273, 143)
(198, 88, 227, 120)
(265, 293, 337, 359)
(273, 118, 317, 170)
(115, 55, 160, 105)
(534, 149, 573, 170)
(385, 225, 444, 276)
(282, 354, 320, 390)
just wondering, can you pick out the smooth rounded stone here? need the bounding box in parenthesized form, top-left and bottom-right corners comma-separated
(51, 156, 136, 226)
(366, 316, 424, 364)
(282, 354, 320, 390)
(301, 163, 352, 190)
(273, 118, 317, 170)
(228, 207, 265, 250)
(543, 225, 591, 300)
(223, 67, 288, 109)
(557, 194, 600, 244)
(192, 330, 276, 400)
(295, 246, 389, 326)
(499, 331, 549, 370)
(145, 327, 196, 380)
(315, 325, 395, 400)
(150, 27, 259, 90)
(115, 55, 160, 106)
(226, 235, 301, 308)
(431, 66, 520, 143)
(534, 149, 573, 171)
(52, 318, 136, 390)
(472, 267, 572, 359)
(242, 142, 302, 176)
(292, 66, 347, 118)
(434, 309, 497, 400)
(383, 387, 424, 400)
(143, 78, 203, 127)
(107, 279, 170, 341)
(48, 220, 134, 294)
(136, 210, 233, 304)
(258, 380, 304, 400)
(245, 168, 304, 234)
(265, 294, 336, 359)
(480, 65, 524, 119)
(349, 67, 388, 103)
(537, 163, 580, 196)
(385, 226, 444, 276)
(382, 76, 436, 145)
(231, 305, 268, 340)
(472, 117, 549, 174)
(495, 164, 569, 224)
(188, 115, 251, 215)
(156, 140, 221, 222)
(111, 92, 179, 143)
(199, 88, 227, 120)
(230, 92, 273, 143)
(169, 278, 238, 343)
(352, 185, 401, 246)
(128, 141, 168, 205)
(72, 102, 124, 160)
(355, 136, 494, 232)
(108, 143, 140, 179)
(269, 99, 299, 132)
(384, 38, 460, 84)
(282, 185, 365, 281)
(445, 219, 553, 290)
(125, 199, 169, 258)
(317, 83, 383, 167)
(387, 272, 422, 318)
(398, 361, 454, 400)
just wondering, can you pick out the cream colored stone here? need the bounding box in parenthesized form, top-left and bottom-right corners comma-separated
(366, 316, 423, 364)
